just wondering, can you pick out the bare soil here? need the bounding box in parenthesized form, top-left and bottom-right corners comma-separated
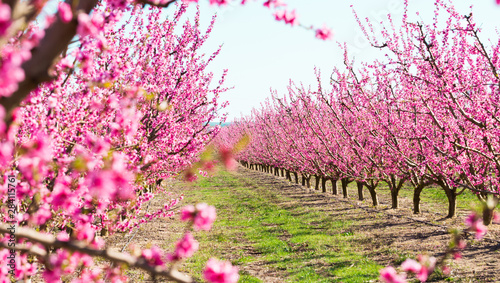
(105, 166, 500, 282)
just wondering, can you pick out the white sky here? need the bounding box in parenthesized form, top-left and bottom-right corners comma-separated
(169, 0, 500, 121)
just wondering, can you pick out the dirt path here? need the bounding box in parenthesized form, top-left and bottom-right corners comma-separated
(106, 167, 500, 282)
(236, 167, 500, 282)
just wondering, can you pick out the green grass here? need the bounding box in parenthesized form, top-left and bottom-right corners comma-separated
(178, 170, 382, 283)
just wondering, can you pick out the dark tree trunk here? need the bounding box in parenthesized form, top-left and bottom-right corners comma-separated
(314, 175, 320, 191)
(281, 168, 284, 177)
(286, 170, 291, 181)
(306, 176, 311, 189)
(413, 185, 424, 214)
(356, 181, 364, 201)
(444, 187, 457, 218)
(302, 174, 306, 186)
(341, 178, 350, 198)
(294, 172, 299, 184)
(387, 175, 406, 209)
(331, 179, 338, 195)
(366, 185, 378, 206)
(321, 177, 327, 193)
(390, 190, 399, 209)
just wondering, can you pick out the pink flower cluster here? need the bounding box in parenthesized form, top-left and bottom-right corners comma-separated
(0, 46, 29, 97)
(168, 232, 199, 260)
(0, 2, 10, 36)
(181, 203, 217, 231)
(183, 0, 231, 5)
(465, 212, 487, 240)
(315, 24, 333, 40)
(204, 258, 239, 283)
(273, 9, 298, 26)
(380, 255, 436, 283)
(58, 2, 73, 23)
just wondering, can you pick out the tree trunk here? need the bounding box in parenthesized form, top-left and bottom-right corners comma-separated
(314, 175, 320, 191)
(306, 176, 311, 189)
(321, 177, 327, 193)
(275, 167, 279, 176)
(301, 174, 306, 186)
(387, 175, 405, 209)
(341, 178, 350, 198)
(483, 206, 495, 226)
(286, 170, 291, 181)
(366, 185, 378, 206)
(444, 187, 457, 218)
(331, 179, 338, 195)
(281, 168, 284, 177)
(390, 189, 399, 209)
(413, 185, 424, 214)
(356, 181, 364, 201)
(294, 172, 299, 184)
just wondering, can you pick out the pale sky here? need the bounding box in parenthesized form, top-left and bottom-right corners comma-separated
(169, 0, 500, 121)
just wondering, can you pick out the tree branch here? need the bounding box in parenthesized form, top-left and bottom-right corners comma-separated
(0, 224, 196, 283)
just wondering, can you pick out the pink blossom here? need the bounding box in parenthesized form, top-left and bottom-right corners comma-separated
(31, 204, 52, 225)
(263, 0, 286, 8)
(204, 258, 239, 283)
(493, 212, 500, 223)
(401, 258, 421, 274)
(171, 232, 199, 260)
(193, 203, 217, 231)
(219, 147, 237, 171)
(0, 47, 26, 97)
(180, 203, 217, 230)
(273, 10, 285, 21)
(0, 3, 10, 36)
(58, 2, 73, 23)
(56, 231, 70, 241)
(209, 0, 231, 6)
(77, 13, 104, 37)
(141, 246, 165, 266)
(74, 223, 95, 243)
(0, 141, 13, 167)
(283, 9, 298, 26)
(465, 213, 487, 240)
(315, 25, 333, 40)
(379, 266, 407, 283)
(180, 204, 196, 222)
(414, 255, 436, 282)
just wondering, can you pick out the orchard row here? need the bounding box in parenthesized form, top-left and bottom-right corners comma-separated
(217, 0, 500, 225)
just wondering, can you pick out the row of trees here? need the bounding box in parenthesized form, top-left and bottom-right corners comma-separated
(217, 0, 500, 224)
(0, 0, 333, 280)
(0, 4, 234, 281)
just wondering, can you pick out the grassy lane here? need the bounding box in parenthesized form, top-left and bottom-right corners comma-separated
(176, 170, 382, 283)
